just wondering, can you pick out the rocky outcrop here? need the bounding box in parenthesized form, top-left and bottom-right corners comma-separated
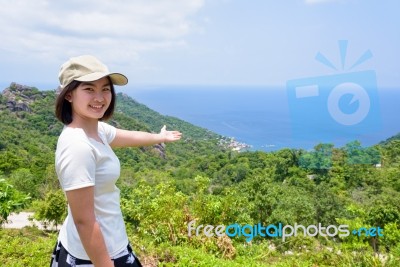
(140, 142, 167, 159)
(153, 143, 166, 159)
(0, 82, 45, 113)
(6, 100, 31, 112)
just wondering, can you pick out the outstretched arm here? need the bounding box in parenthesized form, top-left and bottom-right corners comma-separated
(110, 125, 182, 148)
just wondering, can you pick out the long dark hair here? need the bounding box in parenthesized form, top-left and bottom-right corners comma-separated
(55, 77, 116, 124)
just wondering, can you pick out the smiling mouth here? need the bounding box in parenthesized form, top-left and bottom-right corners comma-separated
(89, 104, 104, 110)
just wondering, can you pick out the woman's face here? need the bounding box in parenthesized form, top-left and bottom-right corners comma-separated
(66, 77, 112, 122)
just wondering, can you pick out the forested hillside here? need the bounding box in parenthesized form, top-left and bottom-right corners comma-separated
(1, 83, 400, 266)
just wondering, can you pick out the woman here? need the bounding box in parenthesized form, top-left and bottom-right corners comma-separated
(50, 55, 182, 267)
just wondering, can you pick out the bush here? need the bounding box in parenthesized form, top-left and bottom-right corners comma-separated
(32, 189, 67, 229)
(0, 178, 30, 225)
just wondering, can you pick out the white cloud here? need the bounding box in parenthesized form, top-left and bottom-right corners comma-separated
(0, 0, 204, 68)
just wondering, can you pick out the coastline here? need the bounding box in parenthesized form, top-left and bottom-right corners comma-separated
(219, 137, 252, 152)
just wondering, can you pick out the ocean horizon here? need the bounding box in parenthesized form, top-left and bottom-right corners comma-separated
(126, 85, 400, 152)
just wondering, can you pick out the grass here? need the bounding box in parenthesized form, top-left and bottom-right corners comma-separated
(0, 227, 57, 267)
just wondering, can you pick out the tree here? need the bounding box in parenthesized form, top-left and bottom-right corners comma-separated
(32, 189, 67, 229)
(0, 151, 24, 174)
(267, 185, 316, 226)
(344, 141, 380, 165)
(379, 140, 400, 167)
(0, 178, 30, 226)
(313, 182, 346, 225)
(272, 148, 299, 181)
(299, 143, 334, 175)
(121, 178, 189, 245)
(191, 175, 251, 225)
(8, 168, 38, 198)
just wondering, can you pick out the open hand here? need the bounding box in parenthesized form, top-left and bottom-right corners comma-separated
(160, 125, 182, 143)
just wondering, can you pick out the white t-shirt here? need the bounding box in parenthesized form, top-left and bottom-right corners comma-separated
(55, 121, 128, 260)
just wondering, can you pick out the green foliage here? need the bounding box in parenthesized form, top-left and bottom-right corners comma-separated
(8, 168, 39, 198)
(337, 214, 371, 250)
(0, 178, 30, 225)
(299, 143, 334, 174)
(191, 175, 252, 225)
(32, 189, 67, 229)
(237, 173, 317, 228)
(268, 187, 315, 225)
(313, 182, 347, 225)
(121, 178, 189, 245)
(380, 140, 400, 167)
(344, 140, 381, 165)
(0, 228, 56, 267)
(381, 222, 400, 252)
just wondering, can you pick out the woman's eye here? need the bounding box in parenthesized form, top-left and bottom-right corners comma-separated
(103, 87, 111, 91)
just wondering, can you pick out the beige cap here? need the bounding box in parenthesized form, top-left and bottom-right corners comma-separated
(58, 55, 128, 88)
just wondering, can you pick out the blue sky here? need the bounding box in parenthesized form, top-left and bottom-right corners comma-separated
(0, 0, 398, 90)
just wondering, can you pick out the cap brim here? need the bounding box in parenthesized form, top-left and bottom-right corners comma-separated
(75, 72, 128, 86)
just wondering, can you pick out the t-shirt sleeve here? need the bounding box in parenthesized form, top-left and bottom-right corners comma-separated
(99, 122, 117, 144)
(56, 140, 96, 191)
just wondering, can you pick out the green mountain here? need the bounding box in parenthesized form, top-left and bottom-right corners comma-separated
(0, 82, 222, 139)
(380, 133, 400, 145)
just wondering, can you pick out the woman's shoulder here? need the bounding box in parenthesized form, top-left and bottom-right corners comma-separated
(98, 121, 115, 132)
(98, 121, 117, 144)
(57, 126, 91, 148)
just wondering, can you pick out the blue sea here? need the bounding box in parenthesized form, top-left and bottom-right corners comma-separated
(126, 85, 400, 152)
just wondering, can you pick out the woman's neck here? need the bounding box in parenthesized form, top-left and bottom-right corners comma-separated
(67, 116, 99, 139)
